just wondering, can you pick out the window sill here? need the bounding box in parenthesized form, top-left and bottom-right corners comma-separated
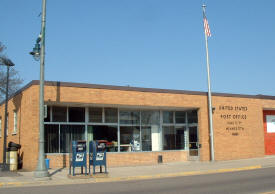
(11, 133, 17, 136)
(45, 150, 188, 155)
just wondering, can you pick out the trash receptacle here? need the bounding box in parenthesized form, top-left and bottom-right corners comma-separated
(8, 142, 21, 149)
(7, 147, 18, 171)
(7, 142, 21, 171)
(45, 158, 50, 169)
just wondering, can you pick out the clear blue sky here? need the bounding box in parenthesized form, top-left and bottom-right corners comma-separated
(1, 0, 275, 95)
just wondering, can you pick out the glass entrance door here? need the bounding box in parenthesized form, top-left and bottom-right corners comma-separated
(175, 126, 186, 150)
(189, 126, 198, 157)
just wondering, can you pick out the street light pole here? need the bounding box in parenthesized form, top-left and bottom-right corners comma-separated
(0, 57, 15, 171)
(33, 0, 49, 178)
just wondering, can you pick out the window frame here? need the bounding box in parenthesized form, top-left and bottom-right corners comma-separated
(44, 106, 198, 154)
(13, 110, 18, 134)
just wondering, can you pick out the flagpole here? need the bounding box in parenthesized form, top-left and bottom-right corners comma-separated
(202, 4, 215, 161)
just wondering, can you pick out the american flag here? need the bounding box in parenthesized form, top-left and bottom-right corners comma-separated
(203, 13, 211, 37)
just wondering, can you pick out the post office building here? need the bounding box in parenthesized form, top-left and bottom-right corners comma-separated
(0, 80, 275, 170)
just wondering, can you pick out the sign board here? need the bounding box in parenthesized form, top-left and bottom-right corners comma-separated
(266, 115, 275, 133)
(96, 153, 104, 161)
(75, 153, 84, 162)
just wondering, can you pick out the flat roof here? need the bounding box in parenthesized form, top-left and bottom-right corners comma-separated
(2, 80, 275, 106)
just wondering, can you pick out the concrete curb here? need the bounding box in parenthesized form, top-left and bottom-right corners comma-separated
(0, 165, 262, 188)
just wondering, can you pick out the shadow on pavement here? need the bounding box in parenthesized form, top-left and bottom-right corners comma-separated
(49, 167, 65, 177)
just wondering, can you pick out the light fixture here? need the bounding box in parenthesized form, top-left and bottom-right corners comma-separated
(30, 36, 41, 61)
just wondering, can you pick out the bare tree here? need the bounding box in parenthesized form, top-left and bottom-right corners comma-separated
(0, 42, 6, 53)
(0, 42, 23, 102)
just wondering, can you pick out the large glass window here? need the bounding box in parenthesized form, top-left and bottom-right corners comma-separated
(69, 107, 85, 122)
(89, 108, 102, 123)
(163, 126, 175, 150)
(45, 124, 59, 153)
(119, 110, 141, 152)
(162, 126, 186, 150)
(44, 107, 197, 153)
(141, 127, 151, 151)
(60, 125, 85, 153)
(175, 111, 186, 124)
(163, 111, 173, 124)
(141, 111, 159, 125)
(52, 106, 67, 122)
(120, 126, 140, 152)
(120, 110, 140, 125)
(188, 110, 198, 124)
(105, 108, 118, 123)
(88, 125, 118, 152)
(175, 126, 186, 149)
(141, 111, 160, 151)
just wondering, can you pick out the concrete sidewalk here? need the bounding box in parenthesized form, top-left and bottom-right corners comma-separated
(0, 156, 275, 188)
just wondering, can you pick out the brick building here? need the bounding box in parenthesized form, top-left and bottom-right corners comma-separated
(0, 80, 275, 171)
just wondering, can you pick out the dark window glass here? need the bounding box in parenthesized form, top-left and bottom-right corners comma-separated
(189, 126, 198, 149)
(89, 108, 102, 123)
(45, 124, 59, 153)
(119, 111, 140, 125)
(187, 110, 198, 123)
(141, 111, 159, 125)
(163, 111, 173, 124)
(44, 106, 51, 122)
(105, 108, 118, 123)
(88, 125, 118, 152)
(163, 126, 175, 150)
(69, 107, 85, 122)
(175, 111, 186, 124)
(175, 127, 186, 150)
(163, 126, 185, 150)
(60, 125, 85, 153)
(52, 106, 67, 122)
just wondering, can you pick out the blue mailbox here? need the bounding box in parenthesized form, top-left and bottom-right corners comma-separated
(69, 140, 87, 176)
(89, 141, 107, 175)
